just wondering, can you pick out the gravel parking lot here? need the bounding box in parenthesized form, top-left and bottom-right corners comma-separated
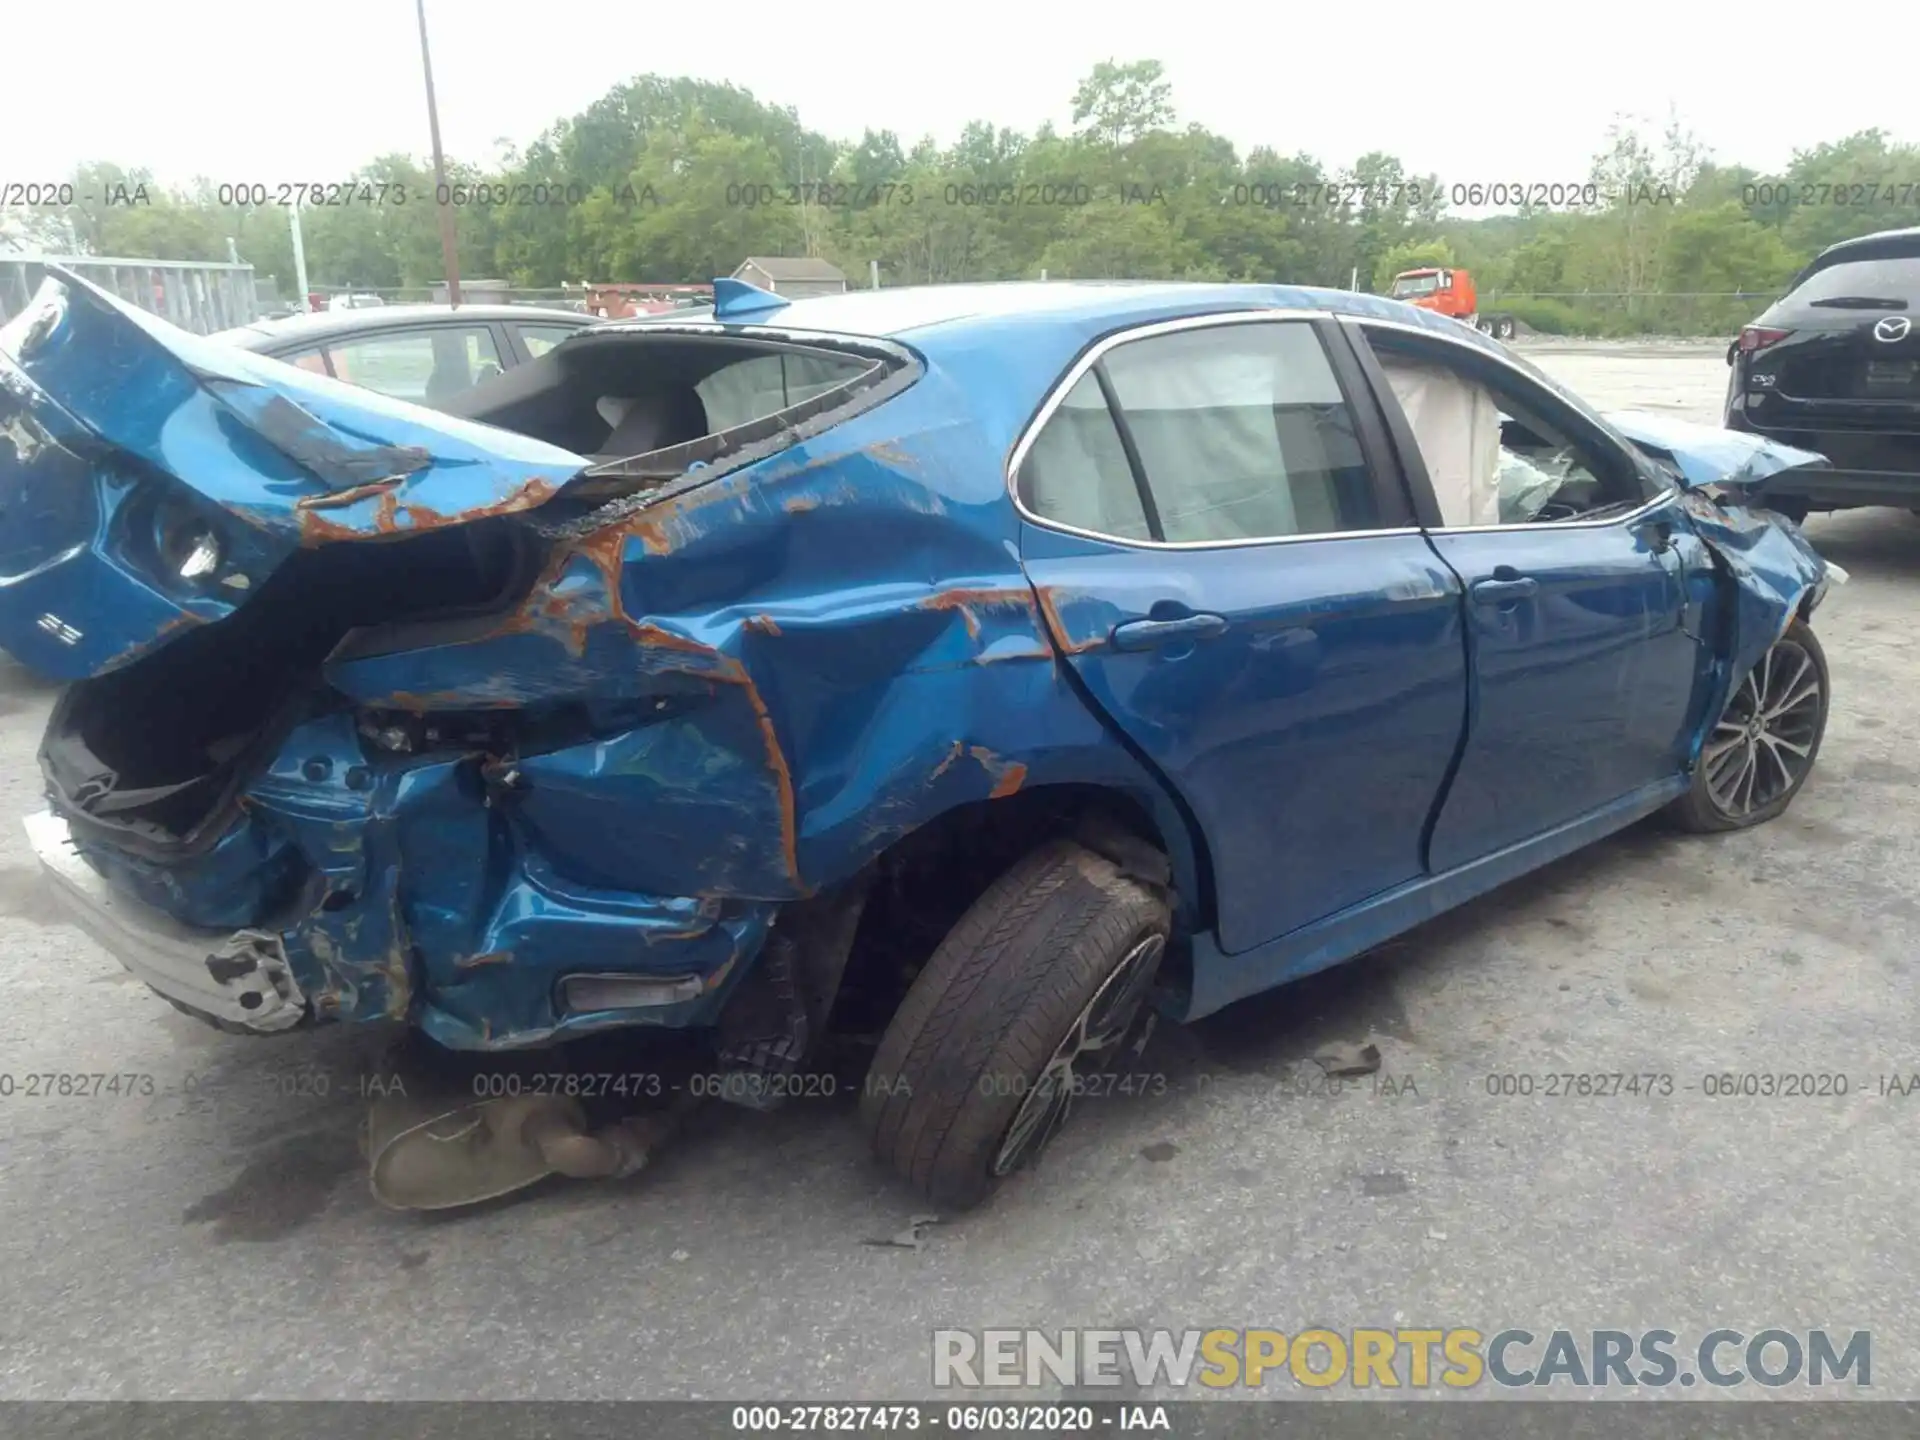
(0, 342, 1914, 1401)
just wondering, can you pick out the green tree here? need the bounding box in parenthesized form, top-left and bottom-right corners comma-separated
(1660, 201, 1797, 295)
(1774, 130, 1920, 256)
(1037, 200, 1200, 280)
(34, 68, 1920, 337)
(1071, 60, 1176, 149)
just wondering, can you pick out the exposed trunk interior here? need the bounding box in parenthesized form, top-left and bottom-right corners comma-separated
(43, 328, 918, 855)
(43, 519, 534, 853)
(443, 328, 887, 462)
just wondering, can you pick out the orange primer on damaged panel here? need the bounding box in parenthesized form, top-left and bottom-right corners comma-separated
(294, 477, 560, 547)
(917, 585, 1038, 642)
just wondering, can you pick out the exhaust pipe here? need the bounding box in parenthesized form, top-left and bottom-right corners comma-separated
(364, 1056, 700, 1210)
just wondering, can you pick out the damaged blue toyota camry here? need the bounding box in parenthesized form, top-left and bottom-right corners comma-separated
(1, 267, 1839, 1211)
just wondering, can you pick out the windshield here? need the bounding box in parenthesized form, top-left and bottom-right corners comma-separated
(1392, 273, 1442, 297)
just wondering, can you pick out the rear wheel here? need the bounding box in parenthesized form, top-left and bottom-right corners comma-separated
(1667, 620, 1828, 833)
(1493, 315, 1517, 340)
(861, 839, 1170, 1211)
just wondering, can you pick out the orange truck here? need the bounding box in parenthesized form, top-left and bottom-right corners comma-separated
(1388, 267, 1517, 340)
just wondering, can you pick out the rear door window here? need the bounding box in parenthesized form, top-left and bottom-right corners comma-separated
(324, 325, 505, 406)
(1101, 321, 1383, 543)
(1018, 319, 1392, 544)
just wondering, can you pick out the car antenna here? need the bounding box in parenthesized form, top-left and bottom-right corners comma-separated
(711, 277, 790, 323)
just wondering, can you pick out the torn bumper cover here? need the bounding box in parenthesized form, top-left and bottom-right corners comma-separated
(28, 809, 309, 1031)
(25, 711, 778, 1047)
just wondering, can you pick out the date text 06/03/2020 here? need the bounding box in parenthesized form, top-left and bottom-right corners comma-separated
(729, 1404, 1174, 1432)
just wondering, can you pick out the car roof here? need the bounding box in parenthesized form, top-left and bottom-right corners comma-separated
(592, 280, 1502, 411)
(216, 304, 595, 349)
(585, 281, 1506, 457)
(598, 280, 1495, 349)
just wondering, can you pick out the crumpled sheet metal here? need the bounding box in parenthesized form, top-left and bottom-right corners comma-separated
(30, 268, 587, 541)
(1674, 489, 1830, 769)
(1602, 409, 1830, 491)
(0, 269, 589, 680)
(126, 391, 1184, 1048)
(1597, 409, 1836, 764)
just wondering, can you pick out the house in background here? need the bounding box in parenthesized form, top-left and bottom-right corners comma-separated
(731, 256, 848, 298)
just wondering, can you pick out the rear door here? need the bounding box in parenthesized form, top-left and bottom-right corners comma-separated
(1015, 313, 1468, 956)
(1347, 319, 1710, 871)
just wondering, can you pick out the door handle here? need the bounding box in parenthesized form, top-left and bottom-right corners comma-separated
(1110, 613, 1229, 650)
(1469, 577, 1538, 605)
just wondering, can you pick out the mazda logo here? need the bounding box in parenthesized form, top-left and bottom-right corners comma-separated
(1873, 316, 1912, 343)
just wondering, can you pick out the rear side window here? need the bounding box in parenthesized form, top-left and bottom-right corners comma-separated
(1019, 320, 1384, 544)
(1017, 374, 1152, 541)
(696, 351, 874, 433)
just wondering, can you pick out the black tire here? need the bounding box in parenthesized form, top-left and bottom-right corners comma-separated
(860, 839, 1170, 1211)
(1493, 314, 1517, 340)
(1666, 619, 1828, 833)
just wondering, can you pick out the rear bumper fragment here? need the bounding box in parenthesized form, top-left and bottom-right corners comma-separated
(25, 809, 309, 1033)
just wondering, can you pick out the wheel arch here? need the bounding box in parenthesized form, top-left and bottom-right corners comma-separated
(825, 777, 1212, 1033)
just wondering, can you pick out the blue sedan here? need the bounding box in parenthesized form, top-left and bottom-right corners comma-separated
(0, 267, 1836, 1210)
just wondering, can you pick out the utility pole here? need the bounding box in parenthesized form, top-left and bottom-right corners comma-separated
(415, 0, 462, 307)
(288, 204, 311, 312)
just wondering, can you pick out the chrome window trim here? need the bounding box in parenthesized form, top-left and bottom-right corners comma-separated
(1004, 308, 1428, 551)
(1339, 314, 1680, 537)
(1017, 517, 1425, 553)
(1418, 493, 1672, 536)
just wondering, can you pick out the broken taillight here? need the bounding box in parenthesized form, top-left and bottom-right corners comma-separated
(1737, 326, 1792, 353)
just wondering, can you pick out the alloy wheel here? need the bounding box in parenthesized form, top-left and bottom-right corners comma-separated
(990, 933, 1165, 1177)
(1703, 637, 1823, 818)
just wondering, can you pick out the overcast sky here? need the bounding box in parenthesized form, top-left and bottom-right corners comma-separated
(5, 0, 1904, 188)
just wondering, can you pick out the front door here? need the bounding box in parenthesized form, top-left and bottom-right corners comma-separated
(1014, 314, 1468, 955)
(1350, 320, 1707, 871)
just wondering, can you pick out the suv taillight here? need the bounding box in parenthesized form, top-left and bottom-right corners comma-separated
(1737, 326, 1791, 353)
